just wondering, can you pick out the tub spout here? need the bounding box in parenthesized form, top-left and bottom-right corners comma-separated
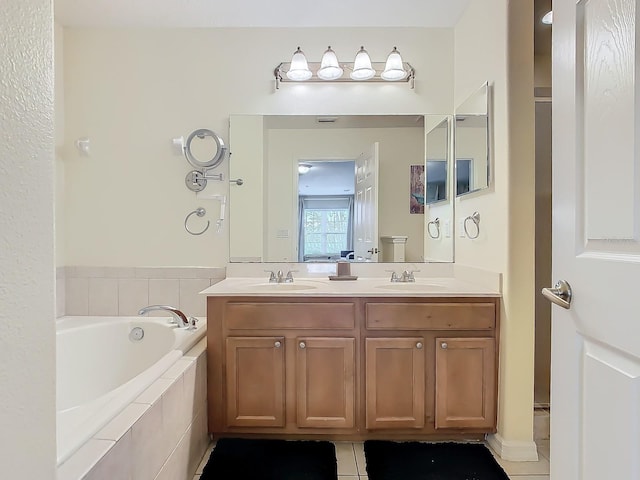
(138, 305, 190, 327)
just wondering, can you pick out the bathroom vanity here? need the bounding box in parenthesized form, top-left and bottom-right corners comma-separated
(204, 277, 500, 440)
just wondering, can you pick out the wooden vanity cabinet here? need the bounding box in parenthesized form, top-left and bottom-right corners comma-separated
(363, 299, 499, 435)
(207, 295, 500, 438)
(208, 297, 358, 434)
(295, 336, 355, 428)
(225, 336, 285, 427)
(434, 337, 496, 429)
(365, 337, 426, 429)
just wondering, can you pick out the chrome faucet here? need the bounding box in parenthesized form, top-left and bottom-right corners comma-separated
(401, 270, 419, 282)
(387, 270, 420, 282)
(138, 305, 190, 328)
(265, 269, 296, 283)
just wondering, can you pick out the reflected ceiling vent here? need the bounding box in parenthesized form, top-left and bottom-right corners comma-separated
(316, 116, 338, 123)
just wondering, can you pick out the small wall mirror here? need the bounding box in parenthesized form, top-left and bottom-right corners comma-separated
(228, 114, 455, 264)
(455, 82, 490, 196)
(423, 115, 454, 262)
(425, 117, 450, 205)
(184, 128, 227, 169)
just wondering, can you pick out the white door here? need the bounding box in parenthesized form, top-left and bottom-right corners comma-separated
(550, 1, 640, 479)
(354, 143, 379, 261)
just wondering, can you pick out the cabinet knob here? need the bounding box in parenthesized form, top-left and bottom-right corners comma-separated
(299, 341, 306, 349)
(274, 341, 282, 348)
(441, 342, 448, 349)
(416, 342, 423, 349)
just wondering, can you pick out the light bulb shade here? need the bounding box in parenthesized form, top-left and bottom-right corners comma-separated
(286, 47, 312, 81)
(350, 46, 375, 80)
(317, 46, 344, 80)
(381, 47, 407, 81)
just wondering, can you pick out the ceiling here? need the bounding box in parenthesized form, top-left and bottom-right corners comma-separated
(54, 0, 472, 28)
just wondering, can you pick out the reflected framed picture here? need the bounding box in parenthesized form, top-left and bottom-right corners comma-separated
(410, 165, 425, 214)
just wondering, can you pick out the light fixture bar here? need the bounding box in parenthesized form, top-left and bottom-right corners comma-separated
(274, 61, 415, 89)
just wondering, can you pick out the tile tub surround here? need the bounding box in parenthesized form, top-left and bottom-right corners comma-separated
(61, 266, 226, 317)
(57, 338, 208, 480)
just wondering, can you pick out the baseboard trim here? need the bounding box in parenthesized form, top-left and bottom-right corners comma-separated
(486, 433, 539, 461)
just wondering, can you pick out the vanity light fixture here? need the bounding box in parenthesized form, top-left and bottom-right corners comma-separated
(298, 163, 312, 175)
(381, 47, 408, 81)
(317, 46, 344, 80)
(541, 10, 553, 25)
(274, 45, 415, 89)
(286, 47, 313, 81)
(350, 46, 376, 80)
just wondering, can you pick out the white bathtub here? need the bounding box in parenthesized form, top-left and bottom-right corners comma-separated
(56, 315, 207, 465)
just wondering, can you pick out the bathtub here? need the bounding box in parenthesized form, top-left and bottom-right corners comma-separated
(56, 315, 207, 466)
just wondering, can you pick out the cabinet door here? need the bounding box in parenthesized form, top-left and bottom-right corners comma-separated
(296, 337, 356, 428)
(365, 337, 425, 429)
(435, 337, 496, 429)
(226, 336, 285, 428)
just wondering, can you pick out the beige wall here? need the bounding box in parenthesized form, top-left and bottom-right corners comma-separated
(535, 54, 552, 89)
(0, 0, 56, 476)
(62, 27, 454, 267)
(454, 0, 536, 448)
(265, 127, 425, 262)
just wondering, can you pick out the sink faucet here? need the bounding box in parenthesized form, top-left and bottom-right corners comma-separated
(401, 270, 419, 282)
(265, 269, 296, 283)
(387, 270, 420, 283)
(138, 305, 190, 328)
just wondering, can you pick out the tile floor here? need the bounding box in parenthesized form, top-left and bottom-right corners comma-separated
(191, 439, 550, 480)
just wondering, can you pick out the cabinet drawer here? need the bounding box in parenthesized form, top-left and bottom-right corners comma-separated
(226, 302, 355, 330)
(366, 303, 495, 330)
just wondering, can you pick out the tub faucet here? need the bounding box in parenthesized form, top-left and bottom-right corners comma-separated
(138, 305, 190, 328)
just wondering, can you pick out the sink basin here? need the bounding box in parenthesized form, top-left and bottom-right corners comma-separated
(245, 283, 318, 292)
(375, 283, 446, 292)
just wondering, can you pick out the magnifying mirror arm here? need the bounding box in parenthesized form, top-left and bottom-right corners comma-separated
(185, 169, 223, 193)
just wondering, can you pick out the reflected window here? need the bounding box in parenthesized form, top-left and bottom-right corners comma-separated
(426, 160, 447, 204)
(299, 196, 353, 262)
(456, 159, 471, 195)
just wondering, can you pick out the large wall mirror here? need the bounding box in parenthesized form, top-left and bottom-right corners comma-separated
(228, 114, 454, 264)
(455, 82, 490, 196)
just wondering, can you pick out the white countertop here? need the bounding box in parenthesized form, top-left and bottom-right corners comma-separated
(199, 276, 500, 298)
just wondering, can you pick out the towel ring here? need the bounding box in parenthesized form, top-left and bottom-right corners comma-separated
(463, 211, 481, 239)
(427, 218, 440, 239)
(184, 207, 210, 236)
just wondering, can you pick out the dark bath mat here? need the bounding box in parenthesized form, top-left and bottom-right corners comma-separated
(200, 438, 337, 480)
(364, 441, 509, 480)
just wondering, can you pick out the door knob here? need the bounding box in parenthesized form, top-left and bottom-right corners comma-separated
(542, 280, 572, 310)
(299, 342, 306, 349)
(441, 342, 448, 349)
(274, 341, 282, 348)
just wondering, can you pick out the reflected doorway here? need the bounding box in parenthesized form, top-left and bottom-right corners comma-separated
(297, 160, 356, 262)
